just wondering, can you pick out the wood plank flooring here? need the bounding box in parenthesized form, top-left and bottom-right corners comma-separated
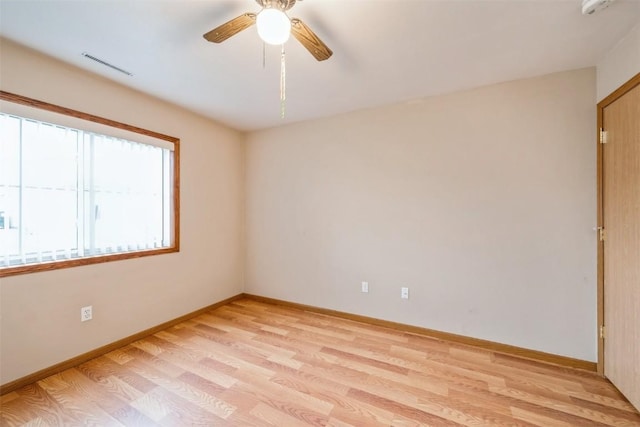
(1, 298, 639, 426)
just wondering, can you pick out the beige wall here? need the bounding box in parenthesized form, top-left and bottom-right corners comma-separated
(0, 39, 245, 384)
(597, 21, 640, 101)
(0, 36, 602, 385)
(246, 68, 598, 361)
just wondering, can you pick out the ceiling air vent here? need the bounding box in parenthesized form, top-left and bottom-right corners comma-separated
(81, 52, 133, 76)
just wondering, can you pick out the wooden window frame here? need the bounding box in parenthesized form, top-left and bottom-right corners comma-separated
(0, 91, 180, 278)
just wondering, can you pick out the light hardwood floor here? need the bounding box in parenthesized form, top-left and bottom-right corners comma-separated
(1, 299, 639, 426)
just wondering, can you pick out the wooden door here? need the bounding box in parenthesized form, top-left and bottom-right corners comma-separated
(601, 75, 640, 411)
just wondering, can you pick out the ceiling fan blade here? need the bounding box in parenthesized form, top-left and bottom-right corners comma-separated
(203, 13, 257, 43)
(290, 18, 333, 61)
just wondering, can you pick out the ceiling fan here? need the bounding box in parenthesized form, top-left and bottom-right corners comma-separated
(203, 0, 333, 61)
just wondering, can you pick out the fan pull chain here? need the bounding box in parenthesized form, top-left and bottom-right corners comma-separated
(280, 44, 286, 118)
(262, 42, 266, 69)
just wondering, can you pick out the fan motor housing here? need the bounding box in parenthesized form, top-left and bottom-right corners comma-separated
(256, 0, 297, 11)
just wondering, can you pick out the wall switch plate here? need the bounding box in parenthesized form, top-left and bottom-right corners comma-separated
(361, 281, 369, 293)
(401, 287, 409, 299)
(81, 305, 93, 322)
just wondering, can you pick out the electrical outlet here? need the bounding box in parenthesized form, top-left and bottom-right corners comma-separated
(361, 281, 369, 293)
(81, 305, 93, 322)
(401, 287, 409, 299)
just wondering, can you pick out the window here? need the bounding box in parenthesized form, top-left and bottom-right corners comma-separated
(0, 92, 180, 277)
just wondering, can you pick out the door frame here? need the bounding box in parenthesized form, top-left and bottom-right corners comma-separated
(596, 72, 640, 375)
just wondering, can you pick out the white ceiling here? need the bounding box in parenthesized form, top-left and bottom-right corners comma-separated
(1, 0, 639, 131)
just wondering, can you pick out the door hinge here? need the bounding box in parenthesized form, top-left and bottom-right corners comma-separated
(600, 128, 608, 144)
(600, 325, 605, 339)
(594, 226, 605, 241)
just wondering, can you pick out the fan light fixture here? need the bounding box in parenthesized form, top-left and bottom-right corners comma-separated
(256, 8, 291, 45)
(204, 0, 333, 118)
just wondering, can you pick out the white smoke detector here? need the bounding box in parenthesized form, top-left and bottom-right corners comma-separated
(582, 0, 616, 15)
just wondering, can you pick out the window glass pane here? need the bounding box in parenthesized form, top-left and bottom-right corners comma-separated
(90, 134, 167, 254)
(22, 120, 78, 188)
(162, 151, 171, 247)
(22, 188, 77, 256)
(0, 114, 21, 185)
(20, 118, 79, 257)
(0, 115, 21, 263)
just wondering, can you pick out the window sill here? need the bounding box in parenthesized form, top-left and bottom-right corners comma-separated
(0, 246, 179, 278)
